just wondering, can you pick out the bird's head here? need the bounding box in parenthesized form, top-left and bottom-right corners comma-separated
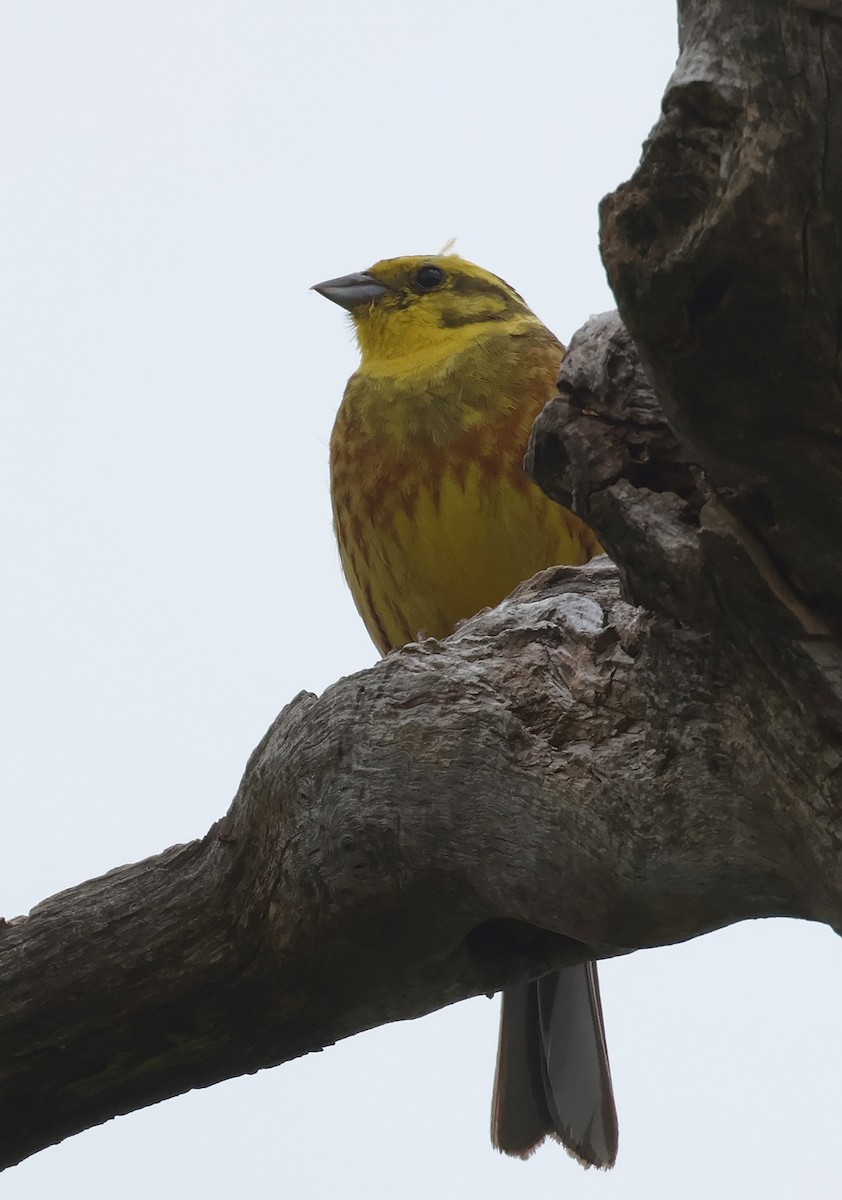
(312, 254, 537, 366)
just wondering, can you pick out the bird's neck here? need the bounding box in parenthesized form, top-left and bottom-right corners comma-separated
(355, 310, 541, 379)
(340, 324, 561, 449)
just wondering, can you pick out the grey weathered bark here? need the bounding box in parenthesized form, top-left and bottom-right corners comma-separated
(1, 0, 841, 1173)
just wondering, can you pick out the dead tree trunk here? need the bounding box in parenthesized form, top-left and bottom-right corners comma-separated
(0, 0, 840, 1173)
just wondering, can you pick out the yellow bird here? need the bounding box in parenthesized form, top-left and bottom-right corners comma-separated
(314, 253, 617, 1168)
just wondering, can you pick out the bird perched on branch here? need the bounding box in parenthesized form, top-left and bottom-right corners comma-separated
(313, 252, 617, 1168)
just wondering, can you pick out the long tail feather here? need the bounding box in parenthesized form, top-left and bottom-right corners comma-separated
(491, 962, 618, 1168)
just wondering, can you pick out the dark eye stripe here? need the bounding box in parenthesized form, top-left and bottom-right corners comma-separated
(449, 275, 525, 305)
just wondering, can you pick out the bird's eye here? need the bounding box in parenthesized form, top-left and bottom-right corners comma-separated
(415, 265, 446, 292)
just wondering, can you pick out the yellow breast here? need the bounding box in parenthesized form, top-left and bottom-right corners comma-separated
(330, 327, 600, 655)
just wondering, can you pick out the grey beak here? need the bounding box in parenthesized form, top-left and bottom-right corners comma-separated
(311, 271, 391, 312)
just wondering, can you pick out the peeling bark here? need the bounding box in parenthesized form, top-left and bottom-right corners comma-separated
(2, 0, 841, 1173)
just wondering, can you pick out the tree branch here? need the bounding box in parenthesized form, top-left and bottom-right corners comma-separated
(600, 0, 842, 629)
(1, 548, 839, 1167)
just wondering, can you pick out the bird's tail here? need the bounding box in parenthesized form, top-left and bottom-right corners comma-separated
(490, 961, 618, 1168)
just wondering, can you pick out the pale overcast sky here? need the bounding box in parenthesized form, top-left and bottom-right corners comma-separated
(1, 3, 840, 1198)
